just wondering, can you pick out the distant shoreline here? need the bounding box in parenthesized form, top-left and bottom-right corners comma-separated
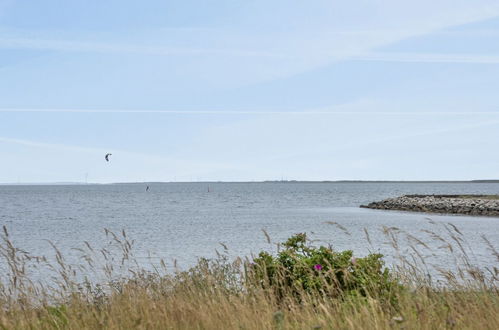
(1, 180, 499, 186)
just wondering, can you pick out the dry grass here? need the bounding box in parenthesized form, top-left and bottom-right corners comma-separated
(455, 195, 499, 200)
(0, 224, 498, 329)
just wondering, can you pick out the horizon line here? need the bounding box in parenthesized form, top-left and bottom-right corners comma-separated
(2, 179, 498, 185)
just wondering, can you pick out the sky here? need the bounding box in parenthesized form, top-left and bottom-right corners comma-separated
(1, 0, 499, 183)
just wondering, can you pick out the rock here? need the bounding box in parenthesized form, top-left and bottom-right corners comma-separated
(360, 195, 499, 217)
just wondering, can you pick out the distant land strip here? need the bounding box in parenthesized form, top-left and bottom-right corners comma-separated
(1, 180, 499, 185)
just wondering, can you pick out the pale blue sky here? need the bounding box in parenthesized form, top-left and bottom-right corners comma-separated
(1, 0, 499, 183)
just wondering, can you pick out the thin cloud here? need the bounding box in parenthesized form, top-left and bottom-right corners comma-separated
(1, 108, 499, 115)
(0, 3, 497, 91)
(355, 52, 499, 64)
(266, 119, 499, 162)
(0, 8, 497, 91)
(0, 136, 111, 154)
(0, 136, 236, 169)
(0, 37, 292, 59)
(2, 37, 499, 66)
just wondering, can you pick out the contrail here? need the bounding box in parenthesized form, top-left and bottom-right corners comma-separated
(355, 52, 499, 64)
(1, 108, 499, 115)
(0, 37, 290, 59)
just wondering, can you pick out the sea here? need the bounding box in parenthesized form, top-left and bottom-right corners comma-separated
(1, 182, 498, 277)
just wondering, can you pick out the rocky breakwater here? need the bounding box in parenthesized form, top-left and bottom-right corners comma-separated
(360, 195, 499, 217)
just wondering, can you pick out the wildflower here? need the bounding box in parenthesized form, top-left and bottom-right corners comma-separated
(351, 257, 357, 266)
(314, 264, 322, 271)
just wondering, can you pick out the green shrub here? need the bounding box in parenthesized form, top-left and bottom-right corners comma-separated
(249, 233, 402, 306)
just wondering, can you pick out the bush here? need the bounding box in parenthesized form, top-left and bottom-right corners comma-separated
(249, 233, 402, 305)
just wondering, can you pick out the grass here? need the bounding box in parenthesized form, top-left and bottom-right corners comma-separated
(404, 194, 499, 200)
(0, 223, 498, 329)
(433, 195, 499, 200)
(455, 195, 499, 200)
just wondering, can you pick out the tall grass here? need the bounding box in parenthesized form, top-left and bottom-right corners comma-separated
(0, 222, 497, 329)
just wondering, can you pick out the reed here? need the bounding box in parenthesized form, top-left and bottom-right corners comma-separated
(0, 222, 497, 329)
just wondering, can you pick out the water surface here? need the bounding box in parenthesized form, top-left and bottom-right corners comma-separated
(1, 182, 498, 272)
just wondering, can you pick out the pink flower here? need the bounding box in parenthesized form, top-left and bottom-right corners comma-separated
(314, 264, 322, 271)
(351, 257, 357, 266)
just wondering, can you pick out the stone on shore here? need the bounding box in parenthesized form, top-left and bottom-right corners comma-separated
(360, 195, 499, 217)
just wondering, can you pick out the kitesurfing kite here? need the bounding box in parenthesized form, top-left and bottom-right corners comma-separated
(105, 153, 112, 162)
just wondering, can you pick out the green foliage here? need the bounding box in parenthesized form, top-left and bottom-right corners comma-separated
(250, 233, 402, 305)
(45, 305, 68, 327)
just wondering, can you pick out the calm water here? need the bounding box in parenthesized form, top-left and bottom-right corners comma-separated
(1, 182, 498, 273)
